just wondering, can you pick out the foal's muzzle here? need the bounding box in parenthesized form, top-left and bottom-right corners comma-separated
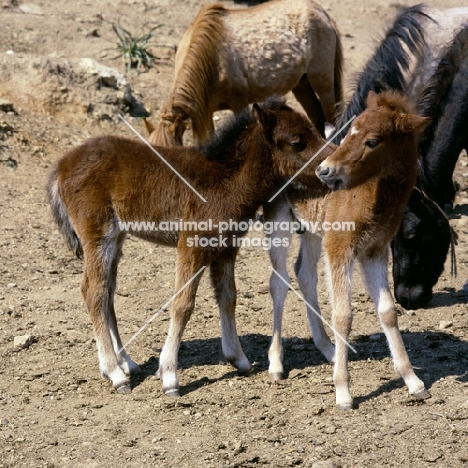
(316, 164, 344, 191)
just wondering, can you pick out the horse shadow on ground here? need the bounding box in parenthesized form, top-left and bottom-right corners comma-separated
(131, 330, 468, 400)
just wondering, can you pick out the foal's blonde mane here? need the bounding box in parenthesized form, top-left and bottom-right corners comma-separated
(163, 3, 225, 141)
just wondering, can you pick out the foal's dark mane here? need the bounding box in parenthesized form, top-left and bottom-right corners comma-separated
(333, 4, 430, 143)
(201, 96, 287, 162)
(417, 24, 468, 168)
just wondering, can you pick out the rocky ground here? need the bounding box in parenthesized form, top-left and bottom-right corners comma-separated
(1, 0, 468, 467)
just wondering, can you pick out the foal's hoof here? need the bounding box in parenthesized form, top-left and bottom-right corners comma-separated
(337, 403, 353, 411)
(412, 387, 431, 400)
(164, 388, 181, 398)
(115, 383, 132, 394)
(270, 372, 284, 382)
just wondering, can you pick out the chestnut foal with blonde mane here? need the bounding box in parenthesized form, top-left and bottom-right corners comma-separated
(47, 98, 332, 396)
(146, 0, 343, 145)
(265, 91, 431, 408)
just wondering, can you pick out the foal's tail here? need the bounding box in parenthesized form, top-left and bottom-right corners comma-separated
(46, 168, 83, 259)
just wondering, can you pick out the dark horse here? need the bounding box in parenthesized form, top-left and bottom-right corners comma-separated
(392, 24, 468, 307)
(334, 4, 464, 309)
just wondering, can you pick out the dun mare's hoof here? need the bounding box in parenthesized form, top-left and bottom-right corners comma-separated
(115, 383, 132, 394)
(412, 387, 431, 400)
(270, 372, 284, 382)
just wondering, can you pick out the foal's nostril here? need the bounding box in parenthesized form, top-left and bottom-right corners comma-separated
(316, 165, 332, 178)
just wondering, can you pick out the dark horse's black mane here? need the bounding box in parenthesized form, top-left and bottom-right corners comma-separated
(416, 24, 468, 206)
(201, 96, 287, 162)
(333, 4, 430, 143)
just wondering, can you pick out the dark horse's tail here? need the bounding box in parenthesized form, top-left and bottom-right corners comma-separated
(333, 4, 431, 143)
(46, 168, 83, 259)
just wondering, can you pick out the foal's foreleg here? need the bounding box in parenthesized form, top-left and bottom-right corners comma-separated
(267, 227, 293, 380)
(210, 247, 251, 375)
(325, 246, 355, 409)
(360, 250, 429, 400)
(294, 233, 334, 362)
(158, 247, 207, 397)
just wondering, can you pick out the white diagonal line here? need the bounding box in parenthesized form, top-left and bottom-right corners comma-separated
(268, 115, 356, 202)
(269, 266, 357, 353)
(118, 114, 207, 202)
(118, 266, 206, 353)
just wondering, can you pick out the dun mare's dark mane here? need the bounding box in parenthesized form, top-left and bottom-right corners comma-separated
(417, 24, 468, 172)
(201, 96, 287, 162)
(334, 4, 430, 142)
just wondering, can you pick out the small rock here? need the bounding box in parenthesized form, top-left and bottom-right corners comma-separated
(19, 3, 44, 15)
(312, 461, 336, 468)
(233, 440, 245, 456)
(14, 335, 34, 349)
(7, 283, 17, 288)
(0, 99, 14, 113)
(439, 320, 453, 330)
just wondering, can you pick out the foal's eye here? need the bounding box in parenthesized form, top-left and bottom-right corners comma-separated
(365, 139, 379, 149)
(288, 140, 306, 152)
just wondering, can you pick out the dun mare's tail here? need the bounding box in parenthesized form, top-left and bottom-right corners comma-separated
(333, 4, 430, 143)
(46, 168, 83, 259)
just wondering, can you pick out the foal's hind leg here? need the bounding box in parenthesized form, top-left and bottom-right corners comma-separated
(210, 247, 251, 375)
(81, 232, 131, 393)
(360, 250, 429, 400)
(158, 245, 208, 396)
(292, 74, 326, 136)
(294, 232, 335, 362)
(107, 234, 140, 377)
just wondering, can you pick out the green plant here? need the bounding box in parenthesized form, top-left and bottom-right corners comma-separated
(111, 22, 162, 73)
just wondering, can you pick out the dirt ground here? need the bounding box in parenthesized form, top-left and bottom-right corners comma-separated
(1, 0, 468, 467)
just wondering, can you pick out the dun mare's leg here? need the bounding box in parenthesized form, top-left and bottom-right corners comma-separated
(360, 250, 429, 400)
(158, 244, 208, 396)
(210, 247, 251, 374)
(294, 232, 335, 362)
(325, 246, 355, 409)
(292, 74, 326, 136)
(81, 228, 133, 393)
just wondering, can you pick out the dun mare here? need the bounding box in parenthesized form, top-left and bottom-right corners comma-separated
(145, 0, 343, 145)
(47, 98, 332, 396)
(265, 91, 430, 408)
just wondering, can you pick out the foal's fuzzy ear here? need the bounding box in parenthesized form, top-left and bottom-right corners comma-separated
(366, 90, 379, 108)
(253, 103, 275, 134)
(395, 114, 431, 134)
